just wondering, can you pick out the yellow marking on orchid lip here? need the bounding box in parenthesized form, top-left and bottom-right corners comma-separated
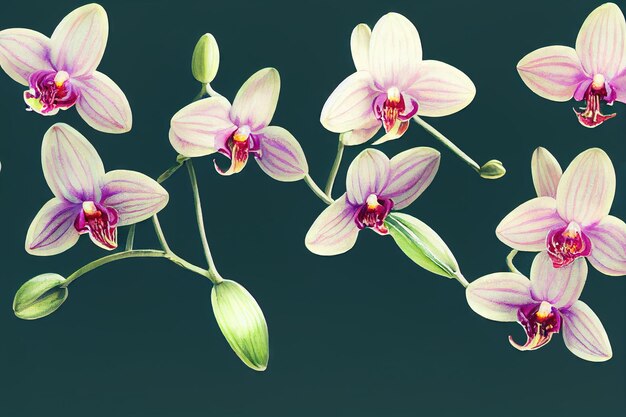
(233, 125, 251, 142)
(536, 301, 552, 320)
(387, 87, 401, 103)
(82, 201, 99, 216)
(366, 194, 379, 209)
(592, 74, 605, 90)
(24, 96, 44, 112)
(54, 71, 70, 87)
(563, 222, 581, 239)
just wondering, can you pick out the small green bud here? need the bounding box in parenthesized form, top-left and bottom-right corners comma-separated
(211, 280, 269, 371)
(191, 33, 219, 84)
(479, 159, 506, 179)
(13, 273, 68, 320)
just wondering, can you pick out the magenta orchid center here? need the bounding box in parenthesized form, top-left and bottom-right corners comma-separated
(355, 193, 394, 235)
(509, 301, 562, 351)
(575, 73, 617, 127)
(546, 221, 592, 268)
(74, 201, 119, 250)
(215, 125, 261, 176)
(24, 70, 79, 115)
(373, 87, 418, 136)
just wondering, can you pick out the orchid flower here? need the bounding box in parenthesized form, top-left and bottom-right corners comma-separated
(517, 3, 626, 128)
(26, 123, 168, 255)
(466, 252, 612, 362)
(169, 68, 308, 181)
(305, 147, 440, 255)
(496, 147, 626, 276)
(0, 4, 132, 133)
(319, 12, 475, 146)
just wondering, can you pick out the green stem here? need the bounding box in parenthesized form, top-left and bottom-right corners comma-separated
(304, 174, 333, 205)
(152, 214, 172, 253)
(413, 115, 481, 172)
(186, 159, 223, 283)
(455, 272, 470, 288)
(506, 249, 521, 275)
(193, 83, 208, 101)
(324, 135, 345, 198)
(125, 224, 136, 251)
(205, 83, 220, 97)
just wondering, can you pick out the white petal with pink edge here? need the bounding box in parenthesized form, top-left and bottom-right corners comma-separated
(466, 273, 533, 322)
(305, 195, 359, 256)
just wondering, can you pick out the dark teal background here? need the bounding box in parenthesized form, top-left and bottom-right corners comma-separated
(1, 0, 625, 415)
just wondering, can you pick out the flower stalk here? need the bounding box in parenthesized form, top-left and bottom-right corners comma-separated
(324, 135, 345, 198)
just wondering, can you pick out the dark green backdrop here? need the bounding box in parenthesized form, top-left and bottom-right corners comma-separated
(1, 0, 624, 415)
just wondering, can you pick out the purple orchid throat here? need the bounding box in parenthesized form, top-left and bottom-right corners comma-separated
(372, 88, 418, 137)
(510, 301, 562, 351)
(26, 123, 169, 256)
(574, 74, 617, 127)
(24, 70, 79, 114)
(546, 222, 592, 268)
(354, 194, 394, 234)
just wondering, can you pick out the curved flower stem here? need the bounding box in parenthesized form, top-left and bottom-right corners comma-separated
(304, 174, 334, 205)
(413, 116, 482, 173)
(125, 224, 136, 250)
(324, 135, 345, 198)
(506, 249, 521, 275)
(186, 159, 224, 284)
(454, 272, 470, 288)
(205, 83, 220, 97)
(193, 83, 208, 101)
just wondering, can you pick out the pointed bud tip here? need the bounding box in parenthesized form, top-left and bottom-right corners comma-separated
(479, 160, 506, 179)
(191, 33, 220, 84)
(13, 273, 68, 320)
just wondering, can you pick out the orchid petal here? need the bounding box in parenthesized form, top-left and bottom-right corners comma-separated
(305, 195, 359, 256)
(320, 71, 377, 133)
(516, 46, 586, 102)
(556, 148, 615, 227)
(383, 147, 440, 210)
(100, 170, 169, 227)
(466, 273, 533, 322)
(42, 123, 105, 204)
(406, 60, 476, 117)
(340, 121, 380, 146)
(611, 69, 626, 103)
(562, 301, 612, 362)
(0, 29, 53, 86)
(530, 252, 587, 309)
(368, 13, 421, 90)
(169, 96, 235, 157)
(25, 198, 80, 256)
(496, 197, 565, 251)
(230, 68, 280, 131)
(50, 4, 108, 77)
(531, 147, 562, 198)
(74, 71, 132, 134)
(576, 3, 626, 79)
(346, 149, 390, 205)
(255, 126, 308, 182)
(587, 215, 626, 276)
(350, 23, 371, 71)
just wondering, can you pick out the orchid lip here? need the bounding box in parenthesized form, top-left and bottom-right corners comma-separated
(24, 70, 79, 115)
(74, 201, 119, 250)
(509, 301, 562, 351)
(214, 126, 259, 176)
(355, 194, 394, 235)
(546, 222, 592, 268)
(372, 89, 418, 135)
(574, 78, 616, 128)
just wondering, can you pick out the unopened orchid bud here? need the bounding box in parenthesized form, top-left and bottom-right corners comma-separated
(13, 273, 68, 320)
(191, 33, 219, 84)
(211, 280, 269, 371)
(479, 159, 506, 179)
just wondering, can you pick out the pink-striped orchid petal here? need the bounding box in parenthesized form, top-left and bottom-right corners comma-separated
(562, 301, 612, 362)
(50, 4, 108, 78)
(42, 123, 105, 204)
(25, 198, 80, 256)
(346, 149, 390, 205)
(350, 24, 371, 71)
(586, 215, 626, 276)
(406, 60, 476, 117)
(556, 148, 615, 227)
(368, 12, 421, 90)
(255, 126, 308, 182)
(517, 46, 586, 102)
(340, 121, 380, 146)
(230, 68, 280, 131)
(466, 273, 533, 322)
(74, 71, 132, 134)
(100, 170, 169, 227)
(496, 197, 565, 251)
(530, 252, 587, 309)
(169, 96, 236, 157)
(320, 71, 377, 135)
(576, 3, 626, 80)
(0, 29, 53, 85)
(383, 147, 440, 210)
(612, 69, 626, 103)
(305, 195, 359, 256)
(531, 147, 562, 198)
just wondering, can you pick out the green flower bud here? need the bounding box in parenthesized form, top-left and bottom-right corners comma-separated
(13, 273, 68, 320)
(211, 280, 269, 371)
(385, 213, 460, 279)
(191, 33, 219, 84)
(479, 159, 506, 179)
